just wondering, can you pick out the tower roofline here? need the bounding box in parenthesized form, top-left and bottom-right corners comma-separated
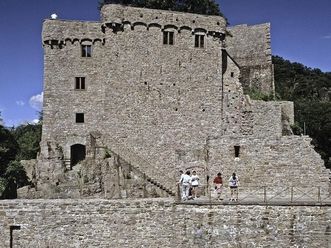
(101, 4, 227, 33)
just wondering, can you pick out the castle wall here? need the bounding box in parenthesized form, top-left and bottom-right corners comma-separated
(226, 23, 275, 94)
(0, 199, 330, 248)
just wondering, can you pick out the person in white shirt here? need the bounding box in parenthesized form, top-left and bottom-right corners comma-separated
(191, 171, 199, 199)
(177, 170, 184, 198)
(178, 170, 184, 185)
(228, 172, 239, 201)
(180, 171, 191, 201)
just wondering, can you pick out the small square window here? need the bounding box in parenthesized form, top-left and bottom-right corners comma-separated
(163, 31, 174, 45)
(231, 72, 234, 78)
(75, 77, 85, 90)
(81, 45, 92, 57)
(76, 113, 84, 123)
(195, 35, 205, 48)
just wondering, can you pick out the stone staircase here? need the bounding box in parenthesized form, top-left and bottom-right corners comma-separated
(107, 139, 176, 197)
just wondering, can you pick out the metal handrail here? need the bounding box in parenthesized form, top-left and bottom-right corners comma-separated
(176, 185, 331, 204)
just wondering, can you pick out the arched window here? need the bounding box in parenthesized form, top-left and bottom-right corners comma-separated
(70, 144, 86, 167)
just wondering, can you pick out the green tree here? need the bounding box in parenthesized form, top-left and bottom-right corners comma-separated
(1, 160, 29, 199)
(0, 112, 41, 198)
(0, 115, 19, 198)
(0, 123, 18, 177)
(12, 123, 42, 161)
(99, 0, 226, 19)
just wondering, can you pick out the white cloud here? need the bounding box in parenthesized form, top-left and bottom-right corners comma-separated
(16, 100, 25, 106)
(322, 34, 331, 39)
(29, 92, 43, 110)
(31, 119, 39, 124)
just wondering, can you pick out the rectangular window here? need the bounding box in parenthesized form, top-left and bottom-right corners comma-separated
(75, 77, 85, 90)
(163, 31, 174, 45)
(76, 113, 84, 123)
(234, 146, 240, 158)
(195, 35, 205, 48)
(81, 45, 92, 57)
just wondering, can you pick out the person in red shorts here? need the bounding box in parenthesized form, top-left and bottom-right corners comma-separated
(213, 173, 223, 201)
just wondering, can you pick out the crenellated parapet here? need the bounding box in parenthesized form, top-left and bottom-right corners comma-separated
(42, 19, 105, 48)
(101, 4, 226, 39)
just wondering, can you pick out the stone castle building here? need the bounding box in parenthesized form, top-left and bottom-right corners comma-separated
(3, 4, 331, 248)
(19, 4, 330, 199)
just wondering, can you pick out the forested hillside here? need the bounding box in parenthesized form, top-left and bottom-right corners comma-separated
(0, 116, 41, 199)
(273, 56, 331, 168)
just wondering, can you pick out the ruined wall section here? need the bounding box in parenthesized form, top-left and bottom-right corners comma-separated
(226, 23, 275, 95)
(207, 135, 330, 193)
(0, 199, 330, 247)
(251, 100, 283, 137)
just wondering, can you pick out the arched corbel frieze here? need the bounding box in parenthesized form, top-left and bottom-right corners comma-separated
(178, 26, 192, 33)
(162, 24, 178, 31)
(132, 22, 148, 31)
(147, 23, 162, 30)
(193, 28, 207, 35)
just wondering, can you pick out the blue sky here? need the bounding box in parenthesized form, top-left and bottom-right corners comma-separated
(0, 0, 330, 127)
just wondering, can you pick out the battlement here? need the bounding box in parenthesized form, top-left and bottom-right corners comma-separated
(42, 20, 104, 46)
(101, 4, 227, 33)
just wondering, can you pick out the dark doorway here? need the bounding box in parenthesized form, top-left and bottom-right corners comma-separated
(10, 225, 21, 248)
(70, 144, 86, 167)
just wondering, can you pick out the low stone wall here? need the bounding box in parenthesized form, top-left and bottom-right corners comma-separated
(0, 199, 330, 248)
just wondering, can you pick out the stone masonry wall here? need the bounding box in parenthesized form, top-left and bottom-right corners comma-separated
(207, 136, 330, 195)
(0, 199, 330, 248)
